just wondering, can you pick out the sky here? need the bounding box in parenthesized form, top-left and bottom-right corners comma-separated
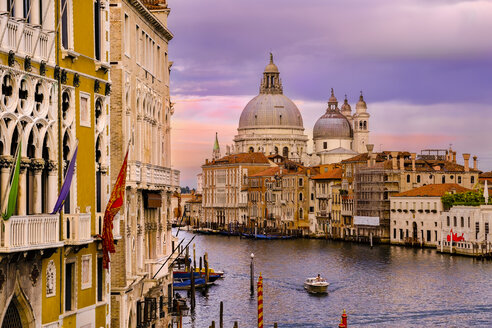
(167, 0, 492, 188)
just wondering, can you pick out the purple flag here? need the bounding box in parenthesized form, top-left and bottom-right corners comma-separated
(51, 145, 78, 214)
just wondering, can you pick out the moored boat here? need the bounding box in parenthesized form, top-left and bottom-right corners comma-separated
(173, 278, 207, 290)
(304, 276, 329, 294)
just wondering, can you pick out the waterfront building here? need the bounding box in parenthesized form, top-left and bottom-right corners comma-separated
(109, 0, 179, 327)
(0, 0, 114, 326)
(390, 184, 470, 247)
(311, 168, 343, 236)
(440, 205, 492, 256)
(201, 152, 272, 229)
(233, 55, 308, 160)
(312, 90, 369, 164)
(184, 192, 202, 227)
(345, 148, 480, 243)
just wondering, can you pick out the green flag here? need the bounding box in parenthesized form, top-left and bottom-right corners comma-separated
(2, 142, 21, 220)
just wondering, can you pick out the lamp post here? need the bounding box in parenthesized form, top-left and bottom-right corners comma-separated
(250, 253, 255, 295)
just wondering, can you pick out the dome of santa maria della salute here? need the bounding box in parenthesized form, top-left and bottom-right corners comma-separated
(233, 54, 308, 158)
(238, 94, 304, 129)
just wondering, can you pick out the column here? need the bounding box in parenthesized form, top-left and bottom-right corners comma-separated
(31, 0, 40, 25)
(14, 0, 23, 18)
(0, 155, 13, 201)
(47, 160, 58, 213)
(0, 1, 7, 12)
(31, 158, 44, 214)
(17, 158, 31, 216)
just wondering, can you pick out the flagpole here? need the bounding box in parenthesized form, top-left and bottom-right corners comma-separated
(1, 141, 21, 217)
(56, 0, 63, 318)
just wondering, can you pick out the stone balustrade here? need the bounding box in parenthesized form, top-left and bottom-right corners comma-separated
(127, 161, 180, 188)
(0, 16, 55, 64)
(0, 214, 61, 252)
(95, 212, 121, 240)
(64, 213, 92, 245)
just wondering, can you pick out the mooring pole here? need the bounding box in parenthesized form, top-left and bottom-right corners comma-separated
(250, 253, 255, 295)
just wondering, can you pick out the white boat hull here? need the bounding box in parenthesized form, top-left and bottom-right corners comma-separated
(304, 282, 329, 294)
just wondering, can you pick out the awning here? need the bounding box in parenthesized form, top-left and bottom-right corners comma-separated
(144, 192, 162, 208)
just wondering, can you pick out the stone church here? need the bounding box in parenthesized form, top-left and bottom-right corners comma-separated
(228, 54, 370, 165)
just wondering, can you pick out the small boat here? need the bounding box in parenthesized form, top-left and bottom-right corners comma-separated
(173, 278, 207, 290)
(304, 276, 329, 294)
(173, 271, 222, 282)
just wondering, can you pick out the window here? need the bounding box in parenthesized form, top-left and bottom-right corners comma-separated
(124, 13, 130, 56)
(435, 231, 437, 241)
(311, 193, 314, 201)
(442, 176, 446, 184)
(407, 174, 410, 183)
(417, 175, 421, 183)
(323, 142, 327, 149)
(299, 193, 303, 201)
(23, 0, 31, 22)
(393, 228, 396, 239)
(447, 216, 450, 226)
(299, 178, 303, 187)
(468, 217, 470, 228)
(94, 0, 101, 60)
(453, 216, 457, 227)
(400, 229, 403, 240)
(476, 222, 480, 239)
(309, 206, 314, 213)
(458, 176, 461, 183)
(61, 0, 73, 49)
(65, 260, 75, 311)
(136, 25, 140, 64)
(427, 230, 431, 242)
(471, 176, 475, 184)
(97, 257, 104, 302)
(79, 92, 91, 127)
(461, 217, 464, 228)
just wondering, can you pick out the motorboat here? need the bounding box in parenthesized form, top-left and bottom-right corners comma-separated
(173, 270, 222, 282)
(173, 278, 207, 290)
(304, 276, 329, 294)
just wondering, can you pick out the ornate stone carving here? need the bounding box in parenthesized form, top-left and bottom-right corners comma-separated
(46, 160, 58, 172)
(20, 158, 31, 171)
(30, 264, 40, 286)
(137, 224, 143, 235)
(46, 260, 56, 297)
(30, 158, 45, 172)
(0, 155, 13, 168)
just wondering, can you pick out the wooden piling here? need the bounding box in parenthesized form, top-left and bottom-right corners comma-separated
(220, 301, 224, 328)
(193, 243, 196, 269)
(199, 256, 203, 276)
(233, 322, 238, 328)
(190, 266, 196, 310)
(205, 252, 209, 283)
(211, 321, 215, 328)
(274, 323, 278, 328)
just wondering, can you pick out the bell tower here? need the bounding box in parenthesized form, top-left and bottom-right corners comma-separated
(353, 91, 370, 153)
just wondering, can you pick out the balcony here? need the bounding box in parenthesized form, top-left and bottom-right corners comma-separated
(0, 16, 55, 64)
(0, 214, 62, 253)
(127, 161, 180, 190)
(64, 213, 92, 245)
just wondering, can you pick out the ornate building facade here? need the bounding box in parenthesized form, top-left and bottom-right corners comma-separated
(0, 1, 112, 327)
(109, 0, 179, 327)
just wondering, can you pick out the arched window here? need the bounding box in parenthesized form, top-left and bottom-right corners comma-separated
(442, 176, 445, 184)
(458, 176, 461, 183)
(471, 176, 475, 184)
(274, 146, 278, 154)
(299, 208, 303, 219)
(299, 193, 303, 201)
(407, 174, 410, 183)
(311, 193, 314, 201)
(417, 175, 421, 183)
(249, 147, 254, 153)
(363, 121, 367, 129)
(282, 147, 289, 158)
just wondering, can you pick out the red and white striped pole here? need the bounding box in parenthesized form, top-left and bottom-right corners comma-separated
(257, 273, 263, 328)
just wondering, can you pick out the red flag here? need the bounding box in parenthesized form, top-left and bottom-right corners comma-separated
(102, 148, 129, 269)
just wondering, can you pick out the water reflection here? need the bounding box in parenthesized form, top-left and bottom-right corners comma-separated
(175, 230, 492, 328)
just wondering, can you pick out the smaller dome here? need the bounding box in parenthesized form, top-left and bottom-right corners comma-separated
(341, 95, 351, 112)
(313, 108, 353, 139)
(356, 91, 367, 110)
(264, 53, 279, 73)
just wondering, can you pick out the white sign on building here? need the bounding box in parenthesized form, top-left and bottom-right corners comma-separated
(354, 216, 380, 226)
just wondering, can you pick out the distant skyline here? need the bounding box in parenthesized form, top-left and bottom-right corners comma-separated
(167, 0, 492, 187)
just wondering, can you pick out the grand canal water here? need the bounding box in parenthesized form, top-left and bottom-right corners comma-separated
(174, 230, 492, 328)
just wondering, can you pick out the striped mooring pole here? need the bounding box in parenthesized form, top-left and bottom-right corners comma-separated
(257, 273, 263, 328)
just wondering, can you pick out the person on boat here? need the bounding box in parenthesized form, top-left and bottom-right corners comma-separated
(316, 274, 321, 281)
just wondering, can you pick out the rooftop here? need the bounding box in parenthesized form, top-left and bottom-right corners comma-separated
(393, 183, 471, 197)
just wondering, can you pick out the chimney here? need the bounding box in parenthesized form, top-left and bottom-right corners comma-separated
(399, 156, 404, 171)
(452, 151, 456, 163)
(463, 153, 470, 172)
(366, 144, 374, 167)
(371, 153, 377, 167)
(206, 159, 209, 165)
(411, 153, 416, 171)
(391, 151, 398, 170)
(473, 156, 478, 170)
